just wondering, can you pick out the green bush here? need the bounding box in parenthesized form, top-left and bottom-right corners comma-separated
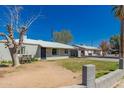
(0, 60, 12, 65)
(31, 57, 39, 62)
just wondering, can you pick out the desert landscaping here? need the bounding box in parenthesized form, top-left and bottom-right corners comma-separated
(0, 58, 118, 88)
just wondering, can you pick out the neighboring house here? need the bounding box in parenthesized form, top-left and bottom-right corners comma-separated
(71, 44, 102, 57)
(0, 36, 74, 61)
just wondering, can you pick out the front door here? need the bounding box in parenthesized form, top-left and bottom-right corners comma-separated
(41, 47, 46, 59)
(81, 50, 85, 56)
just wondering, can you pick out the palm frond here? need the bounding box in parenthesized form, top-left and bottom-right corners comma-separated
(112, 5, 124, 19)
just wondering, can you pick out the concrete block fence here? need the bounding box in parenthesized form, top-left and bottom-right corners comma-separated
(95, 69, 124, 88)
(82, 64, 124, 88)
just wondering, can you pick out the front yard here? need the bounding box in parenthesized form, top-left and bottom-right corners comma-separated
(49, 58, 118, 78)
(0, 58, 118, 87)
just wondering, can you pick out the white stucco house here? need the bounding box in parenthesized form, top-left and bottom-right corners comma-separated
(71, 44, 102, 57)
(0, 36, 74, 61)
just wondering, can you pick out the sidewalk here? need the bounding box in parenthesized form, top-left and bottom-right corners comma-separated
(113, 78, 124, 88)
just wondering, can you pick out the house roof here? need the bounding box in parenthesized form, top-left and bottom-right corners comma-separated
(74, 44, 101, 50)
(16, 38, 74, 49)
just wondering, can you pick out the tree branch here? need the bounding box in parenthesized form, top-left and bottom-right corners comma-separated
(25, 11, 42, 28)
(0, 32, 12, 44)
(14, 6, 23, 33)
(18, 26, 27, 46)
(5, 6, 14, 26)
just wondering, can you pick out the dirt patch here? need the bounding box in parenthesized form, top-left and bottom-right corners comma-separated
(0, 67, 15, 78)
(0, 61, 81, 88)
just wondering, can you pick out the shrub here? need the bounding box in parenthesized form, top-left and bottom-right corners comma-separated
(0, 60, 12, 65)
(31, 57, 39, 62)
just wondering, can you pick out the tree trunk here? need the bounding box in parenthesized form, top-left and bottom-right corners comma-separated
(120, 19, 124, 58)
(9, 47, 20, 67)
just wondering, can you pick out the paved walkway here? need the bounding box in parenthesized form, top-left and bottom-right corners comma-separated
(113, 78, 124, 88)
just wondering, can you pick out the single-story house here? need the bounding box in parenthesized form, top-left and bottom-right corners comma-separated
(70, 44, 102, 57)
(0, 36, 74, 61)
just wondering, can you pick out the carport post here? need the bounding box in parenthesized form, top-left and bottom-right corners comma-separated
(82, 64, 95, 88)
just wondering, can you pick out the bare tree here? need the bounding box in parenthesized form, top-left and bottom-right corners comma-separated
(0, 6, 41, 67)
(100, 41, 110, 56)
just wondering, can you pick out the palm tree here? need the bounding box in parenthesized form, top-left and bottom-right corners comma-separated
(112, 5, 124, 69)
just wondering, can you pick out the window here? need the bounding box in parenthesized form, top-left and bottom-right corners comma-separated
(18, 46, 25, 54)
(64, 49, 68, 54)
(52, 49, 57, 55)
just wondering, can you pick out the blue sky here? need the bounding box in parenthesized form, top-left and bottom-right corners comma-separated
(0, 5, 120, 47)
